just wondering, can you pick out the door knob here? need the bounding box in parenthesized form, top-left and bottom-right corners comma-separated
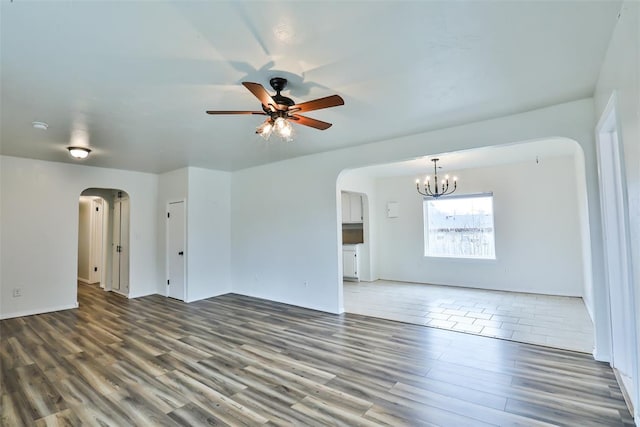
(178, 251, 184, 255)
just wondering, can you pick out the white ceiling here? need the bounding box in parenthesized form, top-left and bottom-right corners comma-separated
(341, 137, 580, 179)
(0, 1, 620, 173)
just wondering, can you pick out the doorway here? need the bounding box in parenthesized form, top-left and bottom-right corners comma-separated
(596, 94, 638, 409)
(337, 139, 595, 354)
(78, 188, 130, 298)
(77, 196, 106, 287)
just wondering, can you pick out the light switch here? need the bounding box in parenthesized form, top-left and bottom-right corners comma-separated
(387, 202, 399, 218)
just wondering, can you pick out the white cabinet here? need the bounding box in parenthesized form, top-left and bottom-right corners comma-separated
(341, 192, 363, 223)
(342, 245, 360, 281)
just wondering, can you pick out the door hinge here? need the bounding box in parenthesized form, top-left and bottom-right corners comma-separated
(167, 279, 170, 285)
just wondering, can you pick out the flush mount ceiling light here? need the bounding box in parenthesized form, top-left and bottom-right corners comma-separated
(206, 77, 344, 142)
(416, 158, 458, 198)
(32, 121, 49, 130)
(67, 146, 91, 160)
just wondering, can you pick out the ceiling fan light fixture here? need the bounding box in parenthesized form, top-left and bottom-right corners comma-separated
(67, 146, 91, 160)
(256, 119, 274, 140)
(273, 117, 293, 139)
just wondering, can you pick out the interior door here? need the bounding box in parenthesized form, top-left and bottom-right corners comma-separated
(119, 198, 130, 294)
(112, 197, 130, 294)
(167, 201, 186, 301)
(89, 199, 104, 284)
(112, 200, 121, 291)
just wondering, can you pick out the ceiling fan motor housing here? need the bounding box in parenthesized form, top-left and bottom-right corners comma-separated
(269, 77, 295, 107)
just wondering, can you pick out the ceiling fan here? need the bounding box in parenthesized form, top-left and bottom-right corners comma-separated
(206, 77, 344, 141)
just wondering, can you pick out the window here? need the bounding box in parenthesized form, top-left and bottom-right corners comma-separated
(424, 193, 495, 259)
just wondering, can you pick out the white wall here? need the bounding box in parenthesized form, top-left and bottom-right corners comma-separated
(0, 156, 160, 318)
(157, 167, 232, 302)
(231, 99, 603, 322)
(374, 156, 584, 295)
(158, 167, 188, 297)
(594, 0, 639, 418)
(77, 197, 92, 282)
(186, 167, 232, 301)
(574, 153, 595, 318)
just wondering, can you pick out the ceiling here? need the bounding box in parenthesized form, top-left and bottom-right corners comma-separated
(0, 1, 620, 173)
(341, 138, 580, 179)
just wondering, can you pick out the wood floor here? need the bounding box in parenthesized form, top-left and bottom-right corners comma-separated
(1, 284, 634, 426)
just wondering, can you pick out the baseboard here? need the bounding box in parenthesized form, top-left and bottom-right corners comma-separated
(0, 302, 79, 320)
(593, 346, 610, 362)
(128, 289, 164, 299)
(185, 289, 231, 303)
(77, 277, 90, 284)
(613, 368, 636, 421)
(233, 289, 340, 314)
(111, 290, 129, 298)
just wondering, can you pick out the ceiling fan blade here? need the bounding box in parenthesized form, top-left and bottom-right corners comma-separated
(290, 95, 344, 113)
(290, 114, 332, 130)
(242, 82, 283, 110)
(206, 111, 266, 115)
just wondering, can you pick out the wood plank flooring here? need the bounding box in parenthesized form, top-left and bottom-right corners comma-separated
(0, 284, 634, 426)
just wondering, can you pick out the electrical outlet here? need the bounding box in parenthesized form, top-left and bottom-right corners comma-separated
(12, 288, 21, 298)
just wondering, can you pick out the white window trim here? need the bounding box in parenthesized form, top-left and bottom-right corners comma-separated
(423, 192, 496, 260)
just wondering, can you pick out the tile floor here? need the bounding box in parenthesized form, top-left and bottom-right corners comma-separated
(344, 280, 594, 353)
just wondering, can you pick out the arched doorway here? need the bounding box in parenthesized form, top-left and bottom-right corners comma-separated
(336, 138, 596, 354)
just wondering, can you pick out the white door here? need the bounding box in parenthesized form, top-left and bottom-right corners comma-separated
(112, 197, 130, 294)
(119, 198, 130, 295)
(112, 200, 121, 291)
(89, 199, 104, 284)
(167, 201, 186, 301)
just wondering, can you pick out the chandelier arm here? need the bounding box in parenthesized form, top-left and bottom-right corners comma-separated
(443, 184, 456, 195)
(417, 185, 434, 197)
(426, 182, 435, 196)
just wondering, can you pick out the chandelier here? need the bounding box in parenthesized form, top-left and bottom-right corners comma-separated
(416, 158, 457, 198)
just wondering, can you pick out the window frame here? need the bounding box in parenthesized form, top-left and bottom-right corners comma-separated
(423, 192, 496, 260)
